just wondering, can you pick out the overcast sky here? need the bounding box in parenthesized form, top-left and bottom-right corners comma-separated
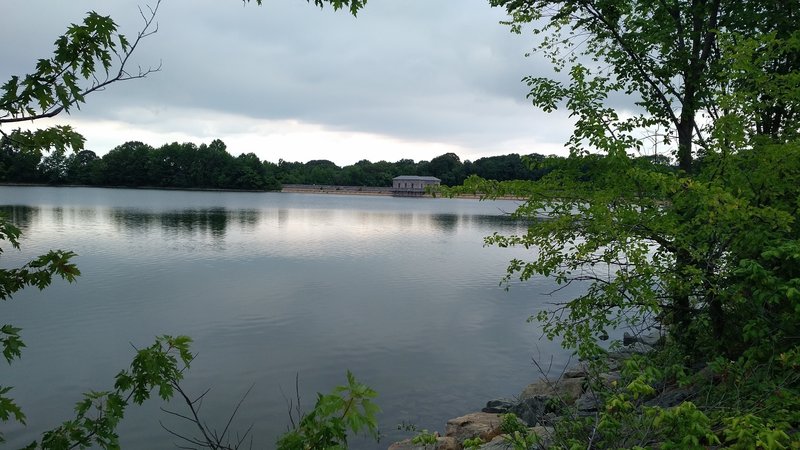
(1, 0, 578, 166)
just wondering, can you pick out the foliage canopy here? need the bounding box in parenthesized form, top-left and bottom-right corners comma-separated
(448, 0, 800, 446)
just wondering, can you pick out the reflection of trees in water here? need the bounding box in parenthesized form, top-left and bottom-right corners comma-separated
(235, 210, 259, 231)
(161, 209, 228, 237)
(326, 211, 527, 234)
(52, 207, 64, 227)
(432, 214, 459, 232)
(463, 214, 527, 231)
(432, 213, 527, 233)
(74, 208, 97, 223)
(0, 205, 40, 231)
(108, 208, 262, 238)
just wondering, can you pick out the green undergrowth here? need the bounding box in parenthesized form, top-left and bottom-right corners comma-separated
(540, 345, 800, 450)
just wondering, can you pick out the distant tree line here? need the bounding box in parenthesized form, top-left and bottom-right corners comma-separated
(0, 137, 281, 190)
(0, 135, 674, 190)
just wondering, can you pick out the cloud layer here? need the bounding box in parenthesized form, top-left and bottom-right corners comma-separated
(2, 0, 576, 165)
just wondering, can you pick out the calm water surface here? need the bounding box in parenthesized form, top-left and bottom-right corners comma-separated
(1, 186, 577, 449)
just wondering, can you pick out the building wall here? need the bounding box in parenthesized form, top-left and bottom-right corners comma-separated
(392, 178, 440, 190)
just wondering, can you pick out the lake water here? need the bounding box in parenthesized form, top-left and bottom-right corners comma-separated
(1, 186, 578, 449)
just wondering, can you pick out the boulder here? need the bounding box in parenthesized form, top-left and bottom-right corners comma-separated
(445, 412, 502, 444)
(622, 331, 637, 346)
(575, 390, 601, 412)
(599, 371, 622, 387)
(608, 342, 654, 359)
(640, 328, 665, 347)
(644, 387, 696, 408)
(529, 425, 555, 448)
(435, 437, 460, 450)
(520, 377, 584, 403)
(387, 436, 459, 450)
(564, 361, 590, 378)
(476, 426, 555, 449)
(565, 359, 621, 379)
(482, 398, 515, 414)
(477, 435, 508, 450)
(387, 438, 420, 450)
(510, 395, 548, 426)
(538, 412, 560, 427)
(623, 329, 665, 347)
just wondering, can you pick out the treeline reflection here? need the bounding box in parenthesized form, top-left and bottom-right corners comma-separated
(1, 205, 528, 239)
(108, 209, 258, 237)
(0, 205, 39, 230)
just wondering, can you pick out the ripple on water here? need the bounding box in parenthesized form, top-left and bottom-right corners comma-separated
(1, 187, 567, 449)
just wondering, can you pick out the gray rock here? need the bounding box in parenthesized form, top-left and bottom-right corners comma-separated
(445, 412, 502, 444)
(640, 329, 665, 347)
(477, 435, 511, 450)
(645, 387, 695, 408)
(482, 398, 515, 414)
(623, 328, 665, 347)
(599, 371, 622, 387)
(529, 426, 555, 448)
(575, 391, 601, 412)
(510, 396, 547, 426)
(476, 426, 554, 450)
(387, 436, 459, 450)
(520, 377, 584, 404)
(539, 412, 560, 426)
(564, 362, 590, 378)
(608, 342, 654, 359)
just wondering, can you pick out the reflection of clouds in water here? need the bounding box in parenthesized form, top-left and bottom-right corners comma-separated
(1, 189, 536, 274)
(0, 186, 568, 450)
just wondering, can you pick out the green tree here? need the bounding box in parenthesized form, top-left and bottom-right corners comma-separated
(428, 152, 465, 186)
(468, 153, 543, 181)
(38, 149, 69, 184)
(458, 0, 800, 445)
(231, 152, 270, 190)
(305, 159, 341, 185)
(65, 149, 101, 185)
(102, 141, 155, 186)
(197, 139, 237, 188)
(0, 3, 161, 158)
(0, 133, 42, 183)
(483, 0, 800, 356)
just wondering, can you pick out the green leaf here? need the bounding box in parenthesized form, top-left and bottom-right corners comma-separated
(0, 387, 26, 424)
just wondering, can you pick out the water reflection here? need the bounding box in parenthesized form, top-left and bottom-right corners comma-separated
(234, 209, 259, 232)
(72, 208, 98, 223)
(107, 208, 249, 238)
(0, 187, 560, 450)
(464, 213, 520, 228)
(51, 207, 64, 227)
(432, 214, 459, 231)
(96, 208, 527, 239)
(0, 205, 40, 231)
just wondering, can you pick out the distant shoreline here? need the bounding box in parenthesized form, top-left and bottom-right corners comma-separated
(0, 182, 271, 194)
(281, 184, 393, 195)
(0, 182, 523, 200)
(0, 182, 428, 197)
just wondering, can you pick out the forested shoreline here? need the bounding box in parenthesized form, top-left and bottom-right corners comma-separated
(1, 135, 674, 191)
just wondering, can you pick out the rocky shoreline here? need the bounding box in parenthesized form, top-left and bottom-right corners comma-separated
(387, 328, 672, 449)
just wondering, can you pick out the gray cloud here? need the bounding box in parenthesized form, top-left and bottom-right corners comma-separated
(2, 0, 578, 160)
